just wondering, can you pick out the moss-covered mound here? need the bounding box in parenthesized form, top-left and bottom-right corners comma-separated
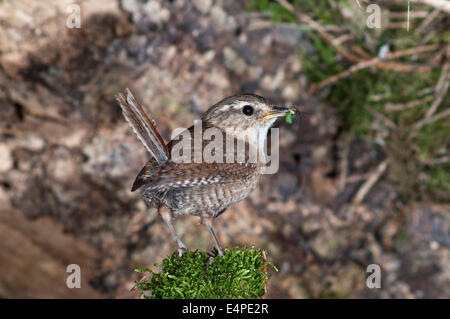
(134, 247, 276, 299)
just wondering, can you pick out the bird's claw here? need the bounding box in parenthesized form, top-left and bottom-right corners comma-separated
(178, 246, 189, 257)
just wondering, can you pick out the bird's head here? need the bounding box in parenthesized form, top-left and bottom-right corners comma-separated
(202, 94, 294, 139)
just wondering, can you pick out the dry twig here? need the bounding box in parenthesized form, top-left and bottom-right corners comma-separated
(421, 156, 450, 166)
(412, 0, 450, 13)
(425, 50, 450, 118)
(352, 159, 389, 205)
(365, 105, 397, 129)
(415, 9, 441, 34)
(276, 0, 363, 63)
(276, 0, 442, 94)
(384, 95, 434, 112)
(414, 108, 450, 131)
(418, 86, 436, 96)
(309, 45, 440, 93)
(390, 11, 430, 18)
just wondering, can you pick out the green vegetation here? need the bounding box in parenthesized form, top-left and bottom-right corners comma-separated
(286, 109, 296, 124)
(248, 0, 296, 22)
(251, 0, 449, 201)
(134, 247, 276, 299)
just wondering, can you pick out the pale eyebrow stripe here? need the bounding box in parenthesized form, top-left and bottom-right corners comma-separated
(232, 101, 250, 110)
(218, 104, 232, 112)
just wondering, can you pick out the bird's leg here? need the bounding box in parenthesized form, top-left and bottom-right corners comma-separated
(159, 207, 188, 257)
(202, 216, 224, 256)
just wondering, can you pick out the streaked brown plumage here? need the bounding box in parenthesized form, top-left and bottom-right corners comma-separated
(117, 89, 292, 256)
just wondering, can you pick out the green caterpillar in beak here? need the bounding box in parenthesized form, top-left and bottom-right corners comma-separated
(285, 109, 296, 124)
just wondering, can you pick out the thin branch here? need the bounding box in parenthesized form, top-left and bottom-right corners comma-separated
(365, 105, 397, 129)
(375, 61, 433, 72)
(414, 108, 450, 130)
(425, 51, 450, 118)
(415, 8, 441, 34)
(352, 160, 389, 205)
(309, 45, 440, 93)
(385, 95, 434, 112)
(276, 0, 363, 63)
(351, 45, 372, 59)
(331, 34, 353, 46)
(412, 0, 450, 13)
(418, 86, 436, 96)
(421, 156, 450, 166)
(426, 79, 450, 118)
(346, 173, 372, 184)
(390, 11, 430, 18)
(276, 0, 443, 96)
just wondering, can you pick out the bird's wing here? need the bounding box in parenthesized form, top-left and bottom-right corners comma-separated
(144, 162, 255, 191)
(116, 88, 169, 164)
(131, 159, 158, 192)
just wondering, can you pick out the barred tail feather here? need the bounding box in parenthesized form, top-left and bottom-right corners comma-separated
(116, 88, 169, 164)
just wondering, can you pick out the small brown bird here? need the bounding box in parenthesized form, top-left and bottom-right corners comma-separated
(117, 89, 293, 256)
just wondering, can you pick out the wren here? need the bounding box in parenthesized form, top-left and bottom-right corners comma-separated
(117, 89, 293, 256)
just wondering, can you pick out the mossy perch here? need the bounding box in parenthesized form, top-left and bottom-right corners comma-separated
(134, 246, 276, 299)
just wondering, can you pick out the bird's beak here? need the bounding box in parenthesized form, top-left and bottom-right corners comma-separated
(263, 106, 295, 119)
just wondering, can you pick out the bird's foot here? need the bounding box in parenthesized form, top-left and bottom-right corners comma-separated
(208, 246, 224, 258)
(177, 246, 189, 257)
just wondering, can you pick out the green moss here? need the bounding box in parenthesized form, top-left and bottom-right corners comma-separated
(248, 0, 296, 23)
(423, 164, 450, 199)
(134, 247, 277, 299)
(318, 290, 349, 299)
(249, 0, 342, 25)
(301, 34, 344, 83)
(303, 0, 339, 24)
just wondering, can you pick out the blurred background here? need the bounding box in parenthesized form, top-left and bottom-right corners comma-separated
(0, 0, 448, 298)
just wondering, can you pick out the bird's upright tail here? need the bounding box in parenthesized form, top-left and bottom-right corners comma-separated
(116, 88, 169, 164)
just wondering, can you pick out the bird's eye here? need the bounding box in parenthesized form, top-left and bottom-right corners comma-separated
(242, 105, 254, 116)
